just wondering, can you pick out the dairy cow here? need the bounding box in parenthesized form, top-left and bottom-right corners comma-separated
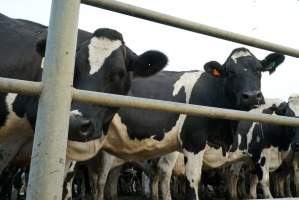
(0, 13, 168, 175)
(236, 94, 299, 198)
(85, 48, 285, 200)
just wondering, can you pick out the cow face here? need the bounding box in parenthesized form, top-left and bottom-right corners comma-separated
(204, 48, 284, 110)
(275, 95, 299, 151)
(37, 28, 168, 142)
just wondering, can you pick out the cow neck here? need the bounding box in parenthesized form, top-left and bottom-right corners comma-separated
(193, 74, 238, 153)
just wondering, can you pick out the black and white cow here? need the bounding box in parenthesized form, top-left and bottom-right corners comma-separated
(0, 13, 167, 174)
(83, 48, 285, 200)
(236, 94, 299, 199)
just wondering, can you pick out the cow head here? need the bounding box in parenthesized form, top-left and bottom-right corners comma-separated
(36, 28, 168, 142)
(204, 48, 284, 110)
(274, 94, 299, 151)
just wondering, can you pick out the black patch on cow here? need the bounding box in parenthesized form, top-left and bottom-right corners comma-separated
(184, 156, 188, 165)
(180, 72, 238, 153)
(0, 94, 9, 127)
(118, 71, 187, 141)
(184, 176, 197, 200)
(260, 157, 266, 166)
(93, 28, 124, 43)
(253, 164, 263, 181)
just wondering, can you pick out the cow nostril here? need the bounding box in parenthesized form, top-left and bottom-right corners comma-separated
(80, 120, 92, 134)
(242, 93, 249, 100)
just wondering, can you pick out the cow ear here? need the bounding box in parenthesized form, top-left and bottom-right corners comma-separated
(126, 47, 168, 77)
(36, 38, 47, 57)
(274, 102, 288, 115)
(204, 61, 226, 78)
(261, 53, 285, 75)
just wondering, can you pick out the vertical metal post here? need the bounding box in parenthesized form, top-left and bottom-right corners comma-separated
(26, 0, 80, 199)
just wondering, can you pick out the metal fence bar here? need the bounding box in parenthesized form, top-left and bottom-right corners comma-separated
(82, 0, 299, 58)
(26, 0, 80, 199)
(1, 77, 298, 127)
(0, 77, 41, 95)
(72, 89, 299, 127)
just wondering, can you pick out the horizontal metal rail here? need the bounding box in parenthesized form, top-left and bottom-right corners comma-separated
(82, 0, 299, 58)
(1, 77, 299, 127)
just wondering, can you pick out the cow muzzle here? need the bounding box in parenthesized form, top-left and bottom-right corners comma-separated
(68, 114, 98, 142)
(240, 90, 264, 109)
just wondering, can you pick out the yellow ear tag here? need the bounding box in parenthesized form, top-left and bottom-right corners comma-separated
(212, 69, 221, 77)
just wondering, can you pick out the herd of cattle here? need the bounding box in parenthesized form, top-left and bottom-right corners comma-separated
(0, 12, 298, 200)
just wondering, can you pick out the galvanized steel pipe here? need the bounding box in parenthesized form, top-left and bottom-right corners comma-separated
(0, 77, 299, 128)
(0, 77, 41, 95)
(72, 89, 299, 127)
(26, 0, 81, 199)
(82, 0, 299, 58)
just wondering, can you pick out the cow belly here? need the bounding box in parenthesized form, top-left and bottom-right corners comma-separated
(102, 114, 180, 161)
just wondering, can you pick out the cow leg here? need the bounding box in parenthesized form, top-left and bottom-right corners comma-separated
(238, 164, 249, 198)
(285, 174, 292, 197)
(293, 153, 299, 196)
(259, 164, 272, 199)
(277, 175, 285, 197)
(63, 160, 76, 200)
(157, 152, 179, 200)
(87, 151, 116, 200)
(105, 166, 122, 200)
(151, 174, 160, 200)
(238, 174, 247, 198)
(271, 172, 280, 198)
(183, 149, 204, 200)
(226, 163, 243, 200)
(248, 174, 258, 199)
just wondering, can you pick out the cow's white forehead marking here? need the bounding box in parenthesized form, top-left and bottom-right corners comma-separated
(172, 71, 203, 102)
(88, 37, 122, 75)
(289, 94, 299, 116)
(70, 110, 82, 116)
(231, 50, 252, 63)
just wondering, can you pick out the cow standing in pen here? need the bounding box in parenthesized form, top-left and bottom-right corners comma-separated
(0, 12, 168, 194)
(84, 48, 285, 200)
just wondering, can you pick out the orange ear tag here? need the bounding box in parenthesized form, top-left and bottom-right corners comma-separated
(212, 69, 221, 77)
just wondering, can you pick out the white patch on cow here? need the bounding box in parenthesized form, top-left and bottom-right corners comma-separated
(203, 144, 247, 169)
(0, 93, 33, 138)
(40, 57, 44, 69)
(183, 149, 204, 199)
(172, 71, 203, 101)
(103, 113, 180, 160)
(64, 159, 76, 178)
(246, 122, 256, 147)
(237, 134, 242, 146)
(231, 50, 252, 63)
(102, 72, 204, 160)
(172, 71, 204, 146)
(6, 93, 17, 112)
(70, 109, 82, 116)
(289, 94, 299, 116)
(156, 152, 179, 200)
(64, 160, 76, 200)
(88, 37, 122, 75)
